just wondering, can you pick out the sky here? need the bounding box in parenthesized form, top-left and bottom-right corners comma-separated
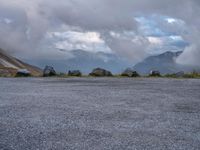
(0, 0, 199, 67)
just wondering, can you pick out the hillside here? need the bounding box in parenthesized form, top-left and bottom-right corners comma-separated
(133, 51, 193, 74)
(0, 48, 42, 76)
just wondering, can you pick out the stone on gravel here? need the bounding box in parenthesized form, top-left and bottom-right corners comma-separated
(68, 70, 82, 76)
(149, 70, 161, 77)
(16, 69, 31, 77)
(175, 71, 185, 77)
(89, 68, 112, 77)
(121, 68, 139, 77)
(43, 66, 56, 77)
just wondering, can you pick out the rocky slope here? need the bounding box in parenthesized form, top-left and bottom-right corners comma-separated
(133, 51, 198, 74)
(0, 48, 42, 76)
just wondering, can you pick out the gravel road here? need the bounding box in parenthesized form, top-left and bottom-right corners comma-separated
(0, 78, 200, 150)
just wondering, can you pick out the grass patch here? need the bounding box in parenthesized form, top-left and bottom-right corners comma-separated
(183, 72, 200, 78)
(164, 71, 200, 79)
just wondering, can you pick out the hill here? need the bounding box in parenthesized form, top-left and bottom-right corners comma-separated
(133, 51, 198, 74)
(26, 49, 132, 74)
(0, 48, 42, 76)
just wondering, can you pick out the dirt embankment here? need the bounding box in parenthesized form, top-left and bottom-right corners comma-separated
(0, 48, 42, 77)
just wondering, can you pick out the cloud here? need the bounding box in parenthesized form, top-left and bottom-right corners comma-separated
(0, 0, 199, 67)
(176, 45, 200, 67)
(148, 37, 163, 45)
(49, 31, 112, 53)
(176, 27, 200, 67)
(101, 31, 150, 63)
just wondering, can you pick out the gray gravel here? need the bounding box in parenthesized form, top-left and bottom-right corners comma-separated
(0, 77, 200, 150)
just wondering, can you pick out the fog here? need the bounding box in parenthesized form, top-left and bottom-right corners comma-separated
(0, 0, 199, 67)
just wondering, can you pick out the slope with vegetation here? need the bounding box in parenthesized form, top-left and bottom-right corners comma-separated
(0, 48, 42, 77)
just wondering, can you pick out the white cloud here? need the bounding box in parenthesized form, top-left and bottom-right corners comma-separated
(148, 37, 163, 45)
(169, 35, 183, 41)
(166, 18, 176, 24)
(52, 31, 104, 44)
(46, 31, 112, 53)
(0, 0, 200, 67)
(176, 45, 200, 66)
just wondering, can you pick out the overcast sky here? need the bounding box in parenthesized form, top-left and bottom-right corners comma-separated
(0, 0, 199, 66)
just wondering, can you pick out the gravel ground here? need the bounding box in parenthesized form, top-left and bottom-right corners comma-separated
(0, 77, 200, 150)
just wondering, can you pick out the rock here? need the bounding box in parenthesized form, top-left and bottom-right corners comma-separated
(68, 70, 82, 76)
(16, 69, 31, 77)
(121, 69, 139, 77)
(43, 66, 56, 77)
(175, 71, 185, 77)
(149, 70, 161, 77)
(89, 68, 113, 77)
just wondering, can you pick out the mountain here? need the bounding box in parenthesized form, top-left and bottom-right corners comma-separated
(65, 50, 132, 73)
(0, 48, 42, 76)
(133, 51, 196, 74)
(26, 49, 132, 74)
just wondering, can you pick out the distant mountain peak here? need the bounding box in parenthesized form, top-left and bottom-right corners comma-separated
(158, 51, 182, 57)
(133, 51, 196, 75)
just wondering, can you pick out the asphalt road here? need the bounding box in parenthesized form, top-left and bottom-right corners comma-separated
(0, 77, 200, 150)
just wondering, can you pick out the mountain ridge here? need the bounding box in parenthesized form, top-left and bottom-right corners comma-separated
(133, 51, 199, 74)
(0, 48, 42, 76)
(25, 49, 132, 74)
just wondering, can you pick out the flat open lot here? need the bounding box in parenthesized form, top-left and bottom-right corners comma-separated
(0, 78, 200, 150)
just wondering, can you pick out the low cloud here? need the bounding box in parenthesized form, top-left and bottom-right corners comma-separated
(0, 0, 199, 66)
(49, 31, 111, 53)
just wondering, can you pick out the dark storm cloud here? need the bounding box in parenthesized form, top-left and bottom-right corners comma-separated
(0, 0, 199, 66)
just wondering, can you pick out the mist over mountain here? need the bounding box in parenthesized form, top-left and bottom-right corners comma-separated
(0, 0, 200, 68)
(133, 51, 200, 75)
(21, 49, 200, 75)
(1, 47, 200, 76)
(24, 49, 132, 74)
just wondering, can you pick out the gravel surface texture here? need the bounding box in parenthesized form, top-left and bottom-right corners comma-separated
(0, 78, 200, 150)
